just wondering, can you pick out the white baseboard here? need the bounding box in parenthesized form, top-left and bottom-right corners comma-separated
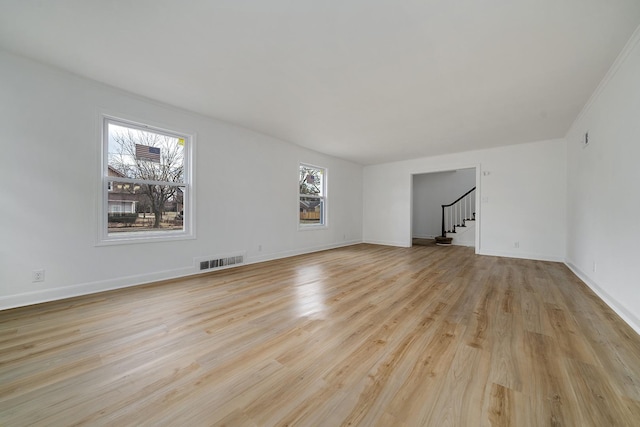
(565, 261, 640, 336)
(0, 240, 363, 311)
(0, 265, 196, 311)
(452, 241, 475, 247)
(245, 240, 361, 264)
(412, 234, 437, 239)
(478, 249, 564, 262)
(363, 239, 411, 248)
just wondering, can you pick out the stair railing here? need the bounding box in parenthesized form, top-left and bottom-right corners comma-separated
(440, 187, 476, 237)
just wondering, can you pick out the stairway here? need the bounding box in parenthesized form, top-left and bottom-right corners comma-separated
(444, 217, 476, 246)
(435, 216, 475, 246)
(436, 187, 476, 246)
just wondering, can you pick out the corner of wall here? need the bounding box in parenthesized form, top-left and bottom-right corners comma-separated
(563, 24, 640, 338)
(568, 24, 640, 135)
(565, 261, 640, 336)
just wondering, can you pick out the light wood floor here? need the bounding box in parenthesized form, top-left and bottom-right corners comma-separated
(2, 243, 640, 426)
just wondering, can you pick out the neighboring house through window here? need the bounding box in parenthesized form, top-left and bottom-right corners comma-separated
(299, 163, 326, 228)
(100, 116, 193, 243)
(107, 166, 137, 213)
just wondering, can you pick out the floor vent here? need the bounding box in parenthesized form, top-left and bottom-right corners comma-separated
(198, 255, 244, 271)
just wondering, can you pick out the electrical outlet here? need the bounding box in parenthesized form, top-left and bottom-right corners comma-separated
(514, 241, 520, 249)
(32, 269, 45, 282)
(258, 244, 262, 252)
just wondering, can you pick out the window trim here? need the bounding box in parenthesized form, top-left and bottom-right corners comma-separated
(98, 114, 195, 245)
(298, 162, 327, 230)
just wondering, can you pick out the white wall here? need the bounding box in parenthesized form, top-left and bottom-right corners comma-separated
(0, 50, 363, 309)
(565, 28, 640, 333)
(412, 168, 476, 239)
(364, 139, 567, 261)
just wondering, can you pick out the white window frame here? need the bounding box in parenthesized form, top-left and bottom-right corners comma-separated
(299, 163, 327, 230)
(98, 115, 195, 245)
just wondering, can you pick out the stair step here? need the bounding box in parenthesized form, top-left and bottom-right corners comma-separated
(435, 236, 453, 245)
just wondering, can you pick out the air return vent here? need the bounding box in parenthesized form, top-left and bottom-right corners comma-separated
(197, 254, 245, 271)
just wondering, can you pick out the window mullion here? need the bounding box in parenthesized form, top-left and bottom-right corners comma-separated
(105, 176, 184, 187)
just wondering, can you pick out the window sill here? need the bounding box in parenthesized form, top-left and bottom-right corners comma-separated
(97, 230, 195, 246)
(298, 224, 328, 231)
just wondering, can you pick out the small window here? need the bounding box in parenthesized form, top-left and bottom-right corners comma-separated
(299, 163, 326, 227)
(101, 116, 193, 243)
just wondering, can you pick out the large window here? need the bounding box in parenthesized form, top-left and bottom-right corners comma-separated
(101, 116, 193, 243)
(299, 163, 326, 228)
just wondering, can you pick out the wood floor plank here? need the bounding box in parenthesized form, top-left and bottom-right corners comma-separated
(1, 243, 640, 426)
(424, 343, 491, 427)
(564, 357, 636, 426)
(487, 383, 515, 427)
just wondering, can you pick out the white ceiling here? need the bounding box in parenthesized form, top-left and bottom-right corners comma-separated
(1, 1, 639, 165)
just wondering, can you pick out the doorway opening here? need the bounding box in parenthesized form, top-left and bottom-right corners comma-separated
(411, 167, 478, 250)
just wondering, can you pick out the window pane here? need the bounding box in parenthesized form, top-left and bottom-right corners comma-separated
(107, 185, 185, 234)
(300, 165, 324, 197)
(107, 122, 185, 184)
(300, 196, 324, 225)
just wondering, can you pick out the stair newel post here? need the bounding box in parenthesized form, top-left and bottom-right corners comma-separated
(441, 205, 446, 237)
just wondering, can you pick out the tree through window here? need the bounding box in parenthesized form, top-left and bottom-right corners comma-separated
(102, 117, 192, 242)
(299, 164, 326, 227)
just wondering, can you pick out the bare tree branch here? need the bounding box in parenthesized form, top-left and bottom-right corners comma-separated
(108, 127, 184, 228)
